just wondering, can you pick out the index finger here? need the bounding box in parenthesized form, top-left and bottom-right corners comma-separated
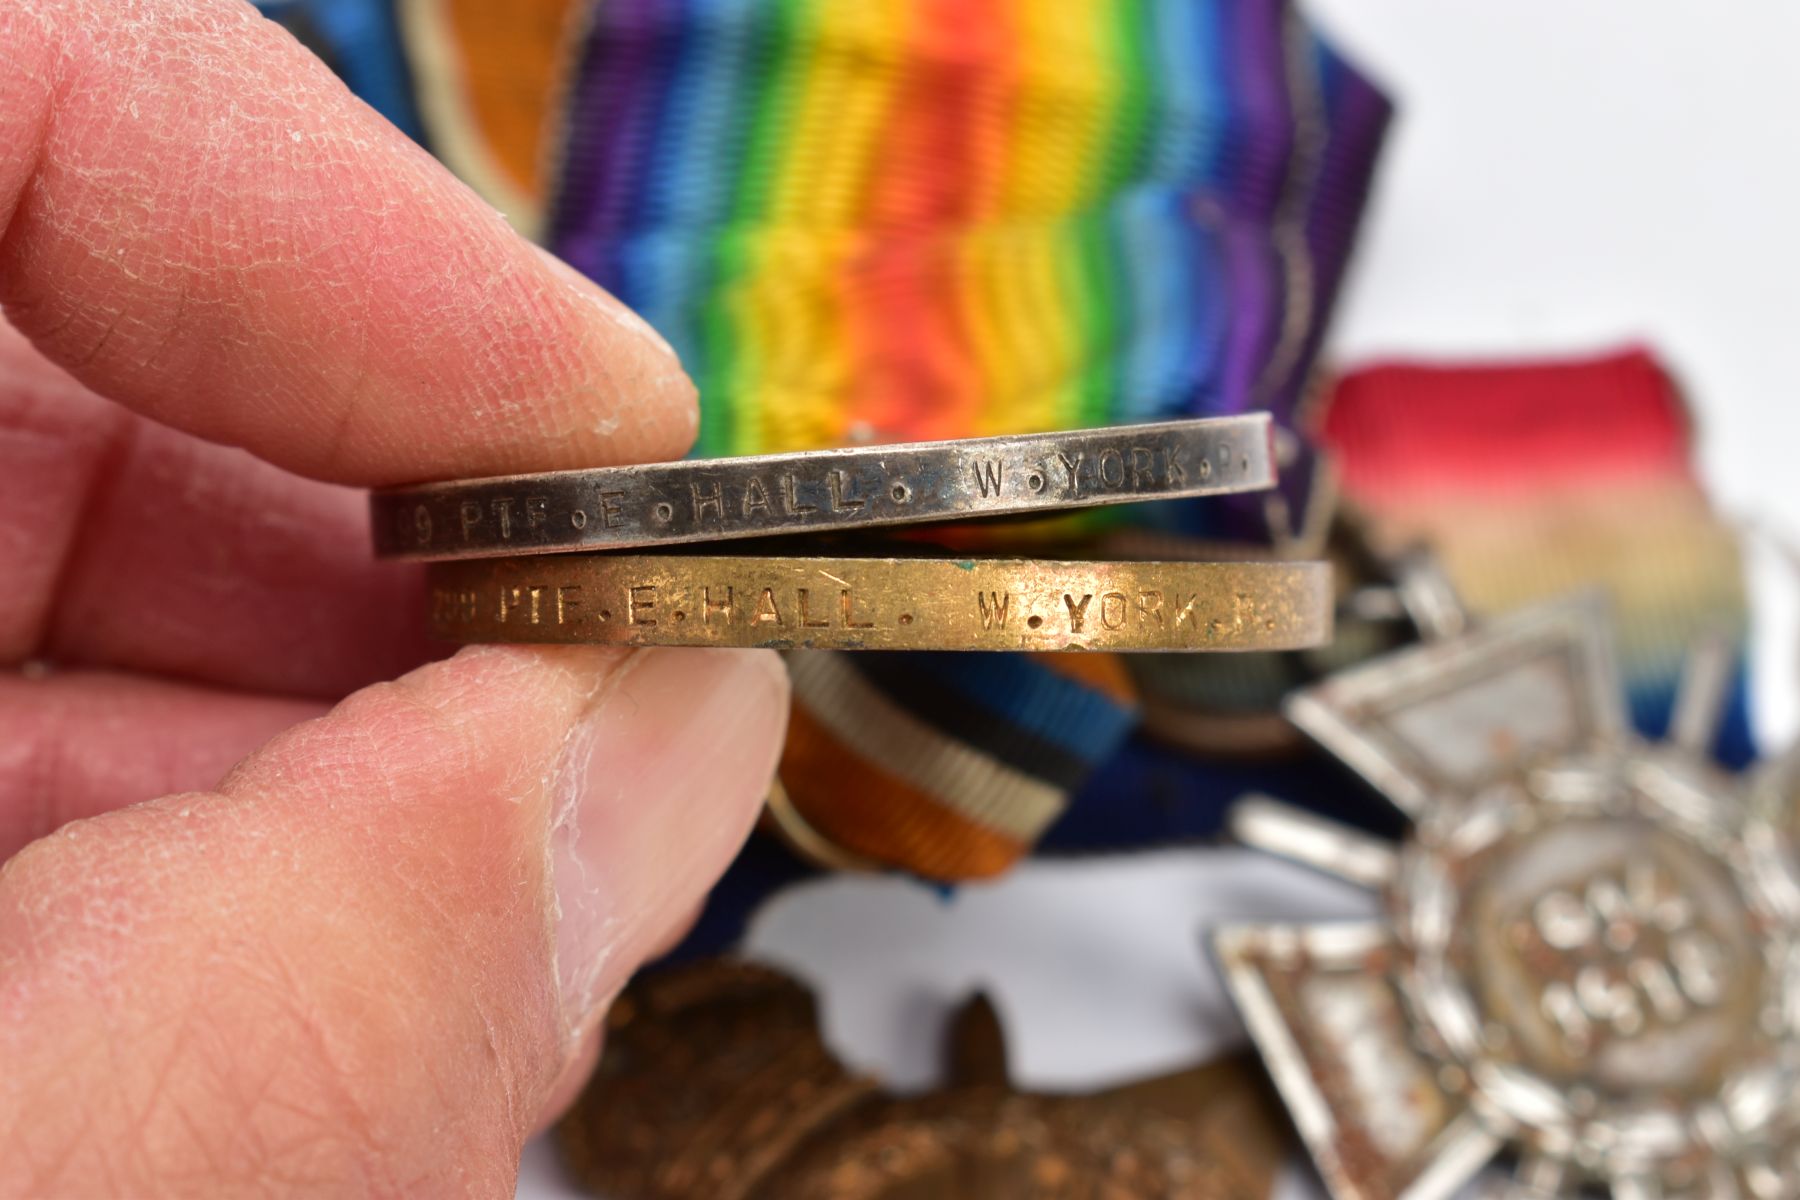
(0, 0, 695, 486)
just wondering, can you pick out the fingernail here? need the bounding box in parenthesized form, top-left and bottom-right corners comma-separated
(548, 648, 788, 1038)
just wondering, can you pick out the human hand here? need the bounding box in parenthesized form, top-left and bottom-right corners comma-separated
(0, 2, 788, 1192)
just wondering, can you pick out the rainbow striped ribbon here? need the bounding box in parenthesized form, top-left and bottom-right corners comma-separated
(549, 0, 1388, 465)
(545, 0, 1391, 879)
(263, 0, 1392, 881)
(277, 3, 1755, 897)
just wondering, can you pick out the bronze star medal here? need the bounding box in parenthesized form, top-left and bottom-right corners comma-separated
(1214, 595, 1800, 1198)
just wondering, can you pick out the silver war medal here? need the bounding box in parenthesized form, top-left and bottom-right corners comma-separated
(1215, 589, 1800, 1199)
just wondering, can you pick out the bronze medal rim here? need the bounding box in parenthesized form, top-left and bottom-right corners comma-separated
(425, 554, 1332, 652)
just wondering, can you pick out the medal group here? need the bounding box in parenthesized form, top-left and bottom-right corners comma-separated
(373, 415, 1333, 654)
(282, 0, 1798, 1194)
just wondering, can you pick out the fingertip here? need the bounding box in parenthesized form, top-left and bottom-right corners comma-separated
(0, 642, 788, 1192)
(0, 0, 699, 485)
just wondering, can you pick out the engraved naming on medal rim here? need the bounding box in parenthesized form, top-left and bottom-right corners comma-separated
(372, 414, 1275, 559)
(425, 555, 1332, 652)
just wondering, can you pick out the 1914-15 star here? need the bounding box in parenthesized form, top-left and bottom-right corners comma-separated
(1215, 594, 1800, 1199)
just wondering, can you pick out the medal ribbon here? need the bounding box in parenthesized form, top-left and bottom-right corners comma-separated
(541, 0, 1391, 880)
(1319, 349, 1754, 764)
(1045, 348, 1756, 861)
(676, 346, 1756, 951)
(265, 0, 1755, 917)
(547, 0, 1387, 454)
(265, 0, 1392, 881)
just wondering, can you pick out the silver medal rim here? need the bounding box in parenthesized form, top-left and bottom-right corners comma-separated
(370, 413, 1276, 560)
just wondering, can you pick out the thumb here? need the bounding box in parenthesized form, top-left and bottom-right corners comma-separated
(0, 645, 787, 1195)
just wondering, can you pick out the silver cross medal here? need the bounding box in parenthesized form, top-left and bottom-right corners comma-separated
(1214, 580, 1800, 1199)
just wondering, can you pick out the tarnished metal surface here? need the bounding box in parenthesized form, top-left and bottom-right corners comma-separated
(557, 961, 1288, 1200)
(427, 554, 1332, 651)
(1284, 597, 1628, 818)
(372, 415, 1274, 559)
(556, 961, 879, 1200)
(1214, 922, 1481, 1200)
(755, 1071, 1283, 1200)
(1217, 596, 1800, 1199)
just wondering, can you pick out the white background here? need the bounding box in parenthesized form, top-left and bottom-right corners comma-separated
(521, 4, 1800, 1195)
